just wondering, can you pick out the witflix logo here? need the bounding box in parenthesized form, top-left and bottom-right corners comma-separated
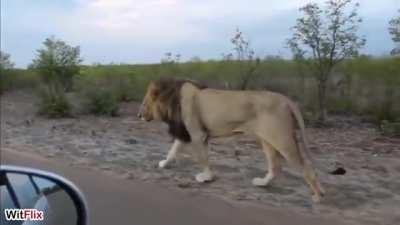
(4, 209, 44, 221)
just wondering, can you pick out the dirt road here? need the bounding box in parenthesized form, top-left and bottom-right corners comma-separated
(2, 149, 351, 225)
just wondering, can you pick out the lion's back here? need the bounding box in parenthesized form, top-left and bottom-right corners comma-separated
(182, 87, 291, 135)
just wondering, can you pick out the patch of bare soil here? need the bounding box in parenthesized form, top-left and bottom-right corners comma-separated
(2, 90, 400, 225)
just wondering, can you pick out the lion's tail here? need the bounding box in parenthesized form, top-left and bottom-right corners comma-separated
(287, 100, 314, 166)
(288, 101, 345, 176)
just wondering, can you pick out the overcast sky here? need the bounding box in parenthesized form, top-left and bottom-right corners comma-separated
(1, 0, 399, 68)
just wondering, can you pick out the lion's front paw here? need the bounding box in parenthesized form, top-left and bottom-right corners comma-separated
(252, 177, 269, 187)
(158, 160, 168, 168)
(195, 171, 214, 183)
(312, 194, 322, 203)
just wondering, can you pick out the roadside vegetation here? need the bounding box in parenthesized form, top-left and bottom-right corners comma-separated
(1, 0, 399, 135)
(29, 37, 82, 118)
(287, 0, 365, 123)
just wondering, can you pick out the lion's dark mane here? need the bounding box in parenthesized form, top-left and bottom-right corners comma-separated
(154, 77, 207, 143)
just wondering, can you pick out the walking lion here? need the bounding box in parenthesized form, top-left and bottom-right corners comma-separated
(137, 77, 325, 202)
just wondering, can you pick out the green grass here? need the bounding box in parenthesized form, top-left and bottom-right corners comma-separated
(3, 57, 400, 122)
(0, 69, 39, 93)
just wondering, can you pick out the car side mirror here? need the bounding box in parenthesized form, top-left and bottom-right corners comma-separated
(0, 165, 88, 225)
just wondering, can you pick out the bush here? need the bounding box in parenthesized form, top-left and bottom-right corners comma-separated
(30, 37, 82, 92)
(1, 51, 17, 94)
(37, 57, 398, 121)
(78, 66, 145, 102)
(0, 69, 11, 94)
(328, 98, 353, 114)
(381, 120, 400, 137)
(81, 88, 119, 116)
(0, 69, 39, 93)
(37, 86, 72, 118)
(111, 74, 140, 102)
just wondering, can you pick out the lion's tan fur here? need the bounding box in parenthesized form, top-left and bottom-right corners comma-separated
(139, 78, 324, 202)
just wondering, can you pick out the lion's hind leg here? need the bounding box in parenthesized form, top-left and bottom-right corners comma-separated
(252, 140, 282, 187)
(303, 163, 324, 203)
(272, 136, 324, 203)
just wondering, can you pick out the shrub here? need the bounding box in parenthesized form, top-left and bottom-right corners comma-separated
(62, 57, 399, 122)
(0, 69, 40, 93)
(111, 74, 140, 102)
(328, 98, 353, 114)
(381, 120, 400, 137)
(0, 51, 14, 69)
(81, 87, 119, 116)
(78, 65, 145, 102)
(1, 51, 15, 94)
(30, 37, 82, 92)
(0, 69, 11, 94)
(37, 86, 72, 118)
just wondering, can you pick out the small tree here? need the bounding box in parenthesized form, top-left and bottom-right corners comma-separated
(161, 52, 181, 64)
(389, 10, 400, 55)
(288, 0, 365, 122)
(0, 51, 15, 94)
(229, 28, 260, 90)
(31, 36, 82, 91)
(160, 52, 181, 76)
(0, 51, 15, 70)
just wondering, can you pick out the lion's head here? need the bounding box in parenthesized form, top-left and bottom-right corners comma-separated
(137, 81, 159, 121)
(137, 77, 206, 142)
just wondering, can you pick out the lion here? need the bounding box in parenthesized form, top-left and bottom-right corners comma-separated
(137, 77, 325, 202)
